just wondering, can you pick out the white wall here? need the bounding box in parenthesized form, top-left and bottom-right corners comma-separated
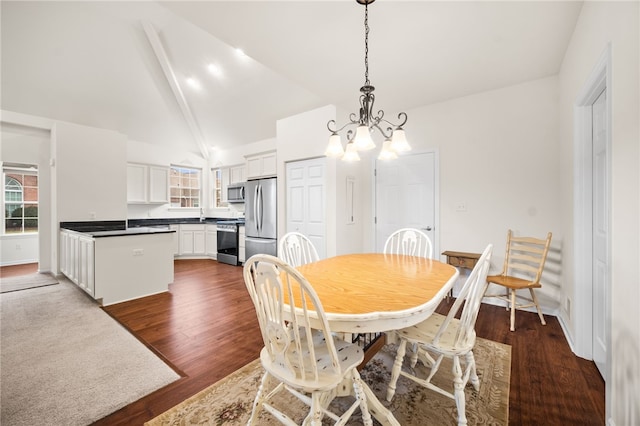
(0, 122, 51, 270)
(557, 2, 639, 423)
(276, 105, 367, 257)
(398, 76, 563, 308)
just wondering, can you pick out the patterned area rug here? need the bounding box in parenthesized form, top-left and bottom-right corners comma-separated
(146, 337, 510, 425)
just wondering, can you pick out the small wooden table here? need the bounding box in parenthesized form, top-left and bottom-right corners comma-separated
(441, 250, 482, 270)
(294, 253, 458, 426)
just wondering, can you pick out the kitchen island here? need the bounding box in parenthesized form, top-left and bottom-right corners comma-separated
(59, 221, 174, 306)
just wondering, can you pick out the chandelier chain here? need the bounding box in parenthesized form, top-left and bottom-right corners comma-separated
(364, 2, 369, 86)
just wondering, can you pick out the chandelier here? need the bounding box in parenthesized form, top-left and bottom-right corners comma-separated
(325, 0, 411, 162)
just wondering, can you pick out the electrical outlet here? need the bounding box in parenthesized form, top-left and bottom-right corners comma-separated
(455, 202, 467, 212)
(133, 249, 144, 256)
(15, 244, 21, 250)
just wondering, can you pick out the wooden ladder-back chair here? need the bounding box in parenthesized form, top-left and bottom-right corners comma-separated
(484, 229, 552, 331)
(384, 228, 433, 258)
(386, 244, 493, 426)
(279, 231, 320, 267)
(243, 254, 372, 426)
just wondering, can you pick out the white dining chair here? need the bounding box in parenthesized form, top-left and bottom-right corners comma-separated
(243, 254, 372, 426)
(383, 228, 433, 259)
(386, 244, 493, 426)
(278, 231, 320, 267)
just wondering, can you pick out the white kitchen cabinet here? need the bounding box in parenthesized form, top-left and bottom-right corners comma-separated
(59, 229, 95, 296)
(127, 163, 169, 204)
(170, 225, 180, 255)
(239, 225, 246, 263)
(206, 224, 218, 258)
(180, 224, 206, 255)
(229, 165, 245, 184)
(245, 151, 277, 179)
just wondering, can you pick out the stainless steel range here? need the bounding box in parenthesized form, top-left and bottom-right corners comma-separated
(217, 221, 239, 265)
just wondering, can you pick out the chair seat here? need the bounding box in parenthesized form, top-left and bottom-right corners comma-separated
(487, 274, 542, 289)
(396, 313, 476, 355)
(261, 328, 364, 392)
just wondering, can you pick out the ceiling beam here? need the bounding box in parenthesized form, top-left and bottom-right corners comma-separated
(141, 21, 210, 161)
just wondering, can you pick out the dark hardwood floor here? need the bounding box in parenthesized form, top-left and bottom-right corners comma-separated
(1, 260, 605, 425)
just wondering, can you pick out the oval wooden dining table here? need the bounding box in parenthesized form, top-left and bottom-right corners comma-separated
(292, 253, 459, 426)
(295, 253, 459, 333)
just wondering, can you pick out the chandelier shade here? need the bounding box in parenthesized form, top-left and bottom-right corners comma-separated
(325, 0, 411, 161)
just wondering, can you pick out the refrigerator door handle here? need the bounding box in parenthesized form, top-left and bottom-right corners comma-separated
(258, 184, 263, 232)
(254, 183, 260, 232)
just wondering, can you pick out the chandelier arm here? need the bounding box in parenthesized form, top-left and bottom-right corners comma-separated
(371, 123, 392, 139)
(379, 112, 408, 128)
(327, 119, 361, 135)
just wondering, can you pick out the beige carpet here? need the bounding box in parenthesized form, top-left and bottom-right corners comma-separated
(0, 272, 58, 293)
(146, 338, 510, 425)
(1, 279, 181, 426)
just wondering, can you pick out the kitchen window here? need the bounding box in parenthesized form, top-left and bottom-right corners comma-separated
(212, 168, 225, 208)
(3, 165, 38, 234)
(169, 165, 201, 208)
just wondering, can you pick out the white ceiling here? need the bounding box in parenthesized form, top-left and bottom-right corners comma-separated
(1, 1, 583, 157)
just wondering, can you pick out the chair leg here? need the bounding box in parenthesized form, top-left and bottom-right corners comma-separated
(465, 351, 480, 391)
(510, 289, 516, 331)
(351, 370, 373, 426)
(248, 371, 270, 425)
(306, 392, 323, 426)
(452, 356, 468, 426)
(529, 288, 546, 326)
(387, 338, 408, 401)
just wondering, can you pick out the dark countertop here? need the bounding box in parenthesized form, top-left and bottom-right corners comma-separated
(128, 217, 245, 227)
(60, 218, 245, 238)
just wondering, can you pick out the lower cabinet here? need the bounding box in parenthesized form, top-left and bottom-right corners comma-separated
(239, 225, 246, 263)
(206, 224, 217, 258)
(59, 230, 95, 297)
(179, 224, 206, 256)
(60, 229, 174, 305)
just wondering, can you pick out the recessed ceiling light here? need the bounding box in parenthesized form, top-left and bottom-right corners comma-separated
(235, 48, 248, 59)
(186, 77, 201, 90)
(207, 64, 224, 78)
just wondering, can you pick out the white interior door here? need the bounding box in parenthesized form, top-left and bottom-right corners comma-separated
(375, 152, 437, 254)
(285, 158, 326, 258)
(592, 88, 608, 378)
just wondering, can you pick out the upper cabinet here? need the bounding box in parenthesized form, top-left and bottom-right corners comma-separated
(127, 163, 169, 204)
(246, 151, 277, 179)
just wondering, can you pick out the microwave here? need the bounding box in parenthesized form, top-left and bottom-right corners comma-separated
(227, 182, 245, 203)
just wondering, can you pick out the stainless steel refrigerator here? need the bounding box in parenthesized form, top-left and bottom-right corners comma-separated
(245, 177, 277, 259)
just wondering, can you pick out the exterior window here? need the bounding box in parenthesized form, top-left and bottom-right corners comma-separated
(169, 166, 201, 208)
(3, 167, 38, 234)
(212, 168, 225, 208)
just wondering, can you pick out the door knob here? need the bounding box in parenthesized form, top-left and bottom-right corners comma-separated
(422, 226, 433, 231)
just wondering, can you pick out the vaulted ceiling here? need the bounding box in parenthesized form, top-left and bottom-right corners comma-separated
(1, 1, 583, 158)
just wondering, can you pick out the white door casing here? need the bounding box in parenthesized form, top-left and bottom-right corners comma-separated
(285, 158, 326, 258)
(573, 44, 611, 385)
(374, 152, 438, 254)
(592, 88, 608, 378)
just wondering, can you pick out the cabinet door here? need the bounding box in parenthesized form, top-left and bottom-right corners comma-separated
(230, 165, 245, 184)
(261, 152, 277, 177)
(127, 164, 147, 203)
(180, 231, 194, 255)
(149, 166, 169, 203)
(170, 225, 180, 255)
(246, 156, 262, 179)
(238, 226, 246, 263)
(206, 226, 217, 257)
(193, 231, 206, 254)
